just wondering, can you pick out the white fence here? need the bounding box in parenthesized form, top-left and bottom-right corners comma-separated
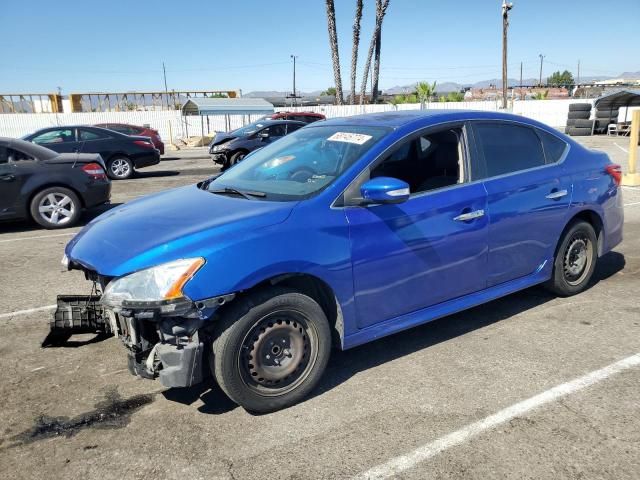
(0, 99, 634, 141)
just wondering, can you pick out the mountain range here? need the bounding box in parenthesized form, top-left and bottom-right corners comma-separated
(245, 71, 640, 97)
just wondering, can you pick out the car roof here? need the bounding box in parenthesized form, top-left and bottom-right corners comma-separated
(255, 119, 306, 125)
(30, 125, 127, 136)
(317, 109, 551, 130)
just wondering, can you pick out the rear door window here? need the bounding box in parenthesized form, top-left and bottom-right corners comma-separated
(79, 129, 109, 141)
(473, 122, 546, 178)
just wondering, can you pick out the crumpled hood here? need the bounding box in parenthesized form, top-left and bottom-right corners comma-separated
(66, 184, 296, 277)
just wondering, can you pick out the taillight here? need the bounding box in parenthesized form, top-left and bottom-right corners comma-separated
(605, 164, 622, 186)
(81, 162, 107, 180)
(134, 140, 154, 148)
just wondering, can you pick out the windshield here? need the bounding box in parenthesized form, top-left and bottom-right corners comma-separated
(231, 120, 269, 136)
(208, 124, 391, 201)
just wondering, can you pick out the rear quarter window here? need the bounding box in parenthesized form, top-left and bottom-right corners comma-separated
(538, 130, 568, 164)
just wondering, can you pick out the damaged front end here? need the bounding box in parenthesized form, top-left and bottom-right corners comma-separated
(59, 256, 234, 389)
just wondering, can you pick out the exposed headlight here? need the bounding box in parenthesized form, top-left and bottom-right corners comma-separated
(212, 144, 226, 152)
(101, 258, 205, 310)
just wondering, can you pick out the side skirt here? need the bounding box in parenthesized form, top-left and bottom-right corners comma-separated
(342, 261, 552, 350)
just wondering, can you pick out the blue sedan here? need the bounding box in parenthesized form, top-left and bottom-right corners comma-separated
(64, 110, 624, 412)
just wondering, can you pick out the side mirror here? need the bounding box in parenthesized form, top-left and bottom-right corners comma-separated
(258, 132, 269, 139)
(360, 177, 410, 205)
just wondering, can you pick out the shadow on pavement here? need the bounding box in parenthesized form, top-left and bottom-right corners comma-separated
(0, 202, 122, 235)
(134, 170, 180, 178)
(310, 251, 625, 401)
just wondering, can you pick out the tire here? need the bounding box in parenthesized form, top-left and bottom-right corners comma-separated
(573, 119, 594, 128)
(568, 103, 592, 112)
(596, 119, 614, 129)
(567, 111, 591, 120)
(566, 127, 592, 136)
(212, 287, 332, 413)
(107, 156, 134, 180)
(229, 151, 247, 167)
(565, 119, 577, 127)
(545, 220, 597, 297)
(595, 109, 619, 119)
(30, 187, 81, 229)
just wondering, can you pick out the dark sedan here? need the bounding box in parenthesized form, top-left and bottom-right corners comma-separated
(209, 119, 305, 170)
(23, 126, 160, 180)
(0, 138, 111, 229)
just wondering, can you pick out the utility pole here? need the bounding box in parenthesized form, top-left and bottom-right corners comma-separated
(538, 54, 545, 86)
(577, 59, 580, 85)
(519, 61, 523, 100)
(501, 0, 513, 109)
(162, 62, 169, 109)
(290, 55, 298, 107)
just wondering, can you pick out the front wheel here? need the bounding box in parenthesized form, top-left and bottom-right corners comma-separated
(545, 220, 597, 296)
(212, 288, 332, 413)
(229, 151, 246, 167)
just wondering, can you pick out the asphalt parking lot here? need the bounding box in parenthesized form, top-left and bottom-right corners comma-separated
(1, 137, 639, 480)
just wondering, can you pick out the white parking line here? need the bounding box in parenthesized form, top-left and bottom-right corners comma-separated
(356, 353, 640, 480)
(625, 201, 640, 207)
(0, 232, 76, 244)
(0, 304, 57, 320)
(614, 142, 629, 154)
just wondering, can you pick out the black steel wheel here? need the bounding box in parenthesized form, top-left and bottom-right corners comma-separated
(545, 220, 597, 296)
(212, 287, 332, 413)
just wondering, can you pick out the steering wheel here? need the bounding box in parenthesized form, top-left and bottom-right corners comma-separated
(288, 167, 316, 183)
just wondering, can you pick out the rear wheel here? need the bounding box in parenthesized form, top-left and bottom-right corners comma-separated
(212, 287, 331, 413)
(107, 156, 133, 180)
(545, 221, 597, 296)
(30, 187, 81, 229)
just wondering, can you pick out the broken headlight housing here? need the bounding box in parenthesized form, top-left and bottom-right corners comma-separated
(101, 258, 205, 312)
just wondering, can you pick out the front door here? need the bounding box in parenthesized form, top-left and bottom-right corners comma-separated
(30, 128, 79, 154)
(344, 124, 488, 329)
(0, 146, 33, 218)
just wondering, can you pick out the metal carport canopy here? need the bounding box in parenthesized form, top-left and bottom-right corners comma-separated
(182, 97, 274, 116)
(593, 89, 640, 110)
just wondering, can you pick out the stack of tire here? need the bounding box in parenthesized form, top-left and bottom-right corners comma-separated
(565, 103, 593, 136)
(594, 107, 619, 134)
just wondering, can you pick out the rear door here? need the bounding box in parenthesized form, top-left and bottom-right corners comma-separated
(78, 127, 113, 156)
(31, 128, 79, 153)
(471, 121, 571, 286)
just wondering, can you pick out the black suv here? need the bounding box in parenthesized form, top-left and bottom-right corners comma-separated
(209, 119, 305, 170)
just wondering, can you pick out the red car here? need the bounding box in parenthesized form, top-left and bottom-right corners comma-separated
(95, 123, 164, 154)
(260, 111, 325, 124)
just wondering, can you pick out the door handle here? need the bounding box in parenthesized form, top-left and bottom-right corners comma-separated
(545, 189, 568, 200)
(454, 209, 485, 222)
(0, 174, 15, 182)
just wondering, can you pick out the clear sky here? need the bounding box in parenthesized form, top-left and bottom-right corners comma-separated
(2, 0, 638, 94)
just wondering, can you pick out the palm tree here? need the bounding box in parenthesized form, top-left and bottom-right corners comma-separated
(349, 0, 364, 104)
(415, 81, 437, 109)
(325, 0, 344, 105)
(359, 0, 390, 105)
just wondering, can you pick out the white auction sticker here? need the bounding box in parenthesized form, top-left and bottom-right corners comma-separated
(327, 132, 373, 145)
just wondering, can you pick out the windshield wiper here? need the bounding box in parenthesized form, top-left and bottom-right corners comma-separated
(209, 187, 266, 199)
